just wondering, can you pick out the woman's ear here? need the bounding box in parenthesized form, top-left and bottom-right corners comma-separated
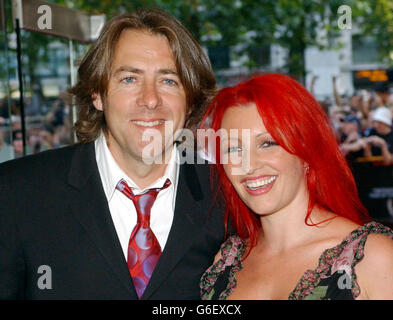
(92, 93, 103, 111)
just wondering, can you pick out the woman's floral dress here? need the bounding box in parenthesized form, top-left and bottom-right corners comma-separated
(200, 221, 393, 300)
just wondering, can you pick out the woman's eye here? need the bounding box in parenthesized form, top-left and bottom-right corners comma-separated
(261, 141, 278, 148)
(226, 146, 242, 153)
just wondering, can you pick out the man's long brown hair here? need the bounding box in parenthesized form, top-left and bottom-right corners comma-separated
(69, 8, 217, 143)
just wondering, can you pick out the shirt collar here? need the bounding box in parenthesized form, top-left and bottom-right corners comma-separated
(95, 132, 179, 201)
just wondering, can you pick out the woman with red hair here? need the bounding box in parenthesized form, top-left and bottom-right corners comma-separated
(199, 74, 393, 300)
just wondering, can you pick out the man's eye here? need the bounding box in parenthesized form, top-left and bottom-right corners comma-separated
(164, 79, 177, 85)
(122, 77, 135, 83)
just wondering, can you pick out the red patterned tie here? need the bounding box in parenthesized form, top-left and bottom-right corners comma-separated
(116, 178, 171, 299)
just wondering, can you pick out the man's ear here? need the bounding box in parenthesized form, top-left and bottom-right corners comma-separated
(92, 93, 103, 111)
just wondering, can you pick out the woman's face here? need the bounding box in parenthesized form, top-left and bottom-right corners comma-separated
(220, 103, 309, 216)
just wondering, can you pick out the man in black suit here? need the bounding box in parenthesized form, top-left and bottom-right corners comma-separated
(0, 8, 225, 299)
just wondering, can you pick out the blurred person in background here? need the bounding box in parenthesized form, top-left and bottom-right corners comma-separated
(338, 114, 367, 162)
(374, 82, 390, 108)
(38, 124, 55, 150)
(45, 98, 65, 127)
(45, 91, 71, 128)
(340, 114, 362, 143)
(328, 105, 346, 142)
(11, 129, 23, 158)
(53, 125, 72, 148)
(27, 128, 41, 155)
(0, 95, 10, 122)
(386, 93, 393, 110)
(363, 107, 393, 166)
(0, 129, 14, 163)
(0, 129, 7, 151)
(9, 100, 21, 129)
(25, 82, 47, 116)
(0, 129, 5, 149)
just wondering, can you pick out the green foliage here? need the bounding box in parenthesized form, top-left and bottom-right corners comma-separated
(351, 0, 393, 66)
(4, 0, 393, 82)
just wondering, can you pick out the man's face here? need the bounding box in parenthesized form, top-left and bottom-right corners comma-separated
(342, 121, 358, 135)
(13, 132, 23, 154)
(93, 29, 187, 165)
(374, 120, 391, 135)
(39, 129, 54, 148)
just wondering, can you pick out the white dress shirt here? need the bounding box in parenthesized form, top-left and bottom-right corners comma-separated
(95, 132, 179, 259)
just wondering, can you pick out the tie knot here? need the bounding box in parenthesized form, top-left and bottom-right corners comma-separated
(116, 179, 172, 227)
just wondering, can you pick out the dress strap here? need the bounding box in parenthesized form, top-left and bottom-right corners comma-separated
(330, 221, 393, 298)
(289, 221, 393, 300)
(200, 235, 245, 300)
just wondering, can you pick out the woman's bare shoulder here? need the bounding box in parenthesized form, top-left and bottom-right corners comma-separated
(355, 231, 393, 299)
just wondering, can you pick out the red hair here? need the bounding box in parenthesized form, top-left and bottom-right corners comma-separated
(200, 74, 370, 249)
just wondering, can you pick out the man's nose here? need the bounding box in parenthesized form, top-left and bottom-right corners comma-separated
(137, 81, 161, 109)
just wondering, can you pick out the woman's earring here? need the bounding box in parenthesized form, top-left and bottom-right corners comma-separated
(305, 166, 310, 174)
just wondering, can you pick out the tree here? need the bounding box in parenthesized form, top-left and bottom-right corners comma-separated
(54, 0, 349, 81)
(351, 0, 393, 66)
(9, 0, 393, 82)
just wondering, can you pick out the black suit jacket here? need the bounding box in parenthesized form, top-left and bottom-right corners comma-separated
(0, 142, 225, 299)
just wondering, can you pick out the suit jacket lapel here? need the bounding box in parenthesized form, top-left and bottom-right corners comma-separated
(142, 162, 206, 299)
(67, 143, 137, 298)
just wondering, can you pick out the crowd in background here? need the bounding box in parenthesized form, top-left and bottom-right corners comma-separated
(1, 76, 393, 166)
(0, 89, 72, 160)
(310, 76, 393, 167)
